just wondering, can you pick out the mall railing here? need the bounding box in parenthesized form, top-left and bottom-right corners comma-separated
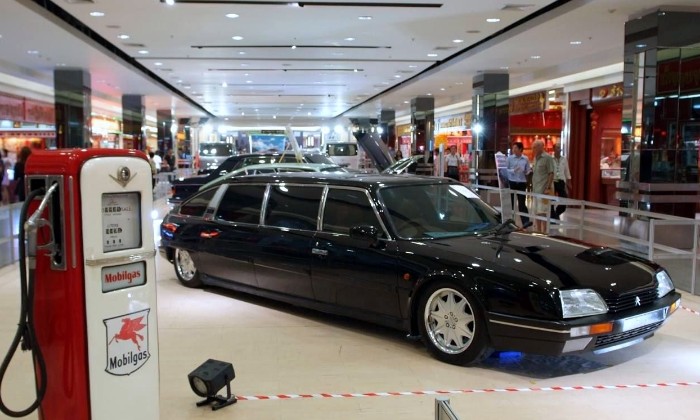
(474, 184, 700, 295)
(435, 397, 460, 420)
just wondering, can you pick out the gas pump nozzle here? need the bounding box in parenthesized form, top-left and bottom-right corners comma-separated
(24, 183, 60, 260)
(24, 183, 59, 233)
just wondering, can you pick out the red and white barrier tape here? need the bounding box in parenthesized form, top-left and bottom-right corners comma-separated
(681, 305, 700, 316)
(237, 380, 700, 402)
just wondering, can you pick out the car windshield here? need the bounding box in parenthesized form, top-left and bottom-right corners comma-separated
(378, 183, 501, 239)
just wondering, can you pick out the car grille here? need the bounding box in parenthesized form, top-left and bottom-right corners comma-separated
(604, 288, 658, 313)
(594, 321, 663, 348)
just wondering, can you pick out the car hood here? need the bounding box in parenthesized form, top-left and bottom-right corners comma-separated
(415, 232, 660, 297)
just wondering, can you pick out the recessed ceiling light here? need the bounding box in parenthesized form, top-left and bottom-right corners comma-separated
(177, 79, 183, 83)
(273, 115, 277, 119)
(453, 39, 464, 43)
(138, 50, 149, 54)
(224, 117, 229, 121)
(353, 68, 358, 72)
(394, 75, 401, 78)
(222, 81, 228, 87)
(344, 37, 355, 41)
(455, 82, 464, 85)
(486, 18, 501, 23)
(426, 93, 433, 96)
(500, 66, 509, 70)
(427, 53, 438, 57)
(238, 51, 246, 55)
(241, 112, 245, 116)
(570, 41, 582, 45)
(232, 36, 244, 41)
(530, 55, 541, 59)
(225, 13, 239, 18)
(89, 11, 105, 17)
(27, 50, 39, 55)
(154, 62, 163, 66)
(636, 43, 647, 48)
(117, 34, 130, 39)
(291, 45, 297, 49)
(57, 63, 67, 67)
(358, 16, 372, 20)
(440, 88, 446, 91)
(184, 86, 191, 89)
(404, 101, 409, 104)
(246, 80, 252, 83)
(240, 64, 249, 67)
(307, 112, 311, 116)
(408, 65, 417, 68)
(165, 0, 175, 5)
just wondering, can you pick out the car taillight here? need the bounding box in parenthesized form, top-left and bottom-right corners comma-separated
(162, 223, 178, 233)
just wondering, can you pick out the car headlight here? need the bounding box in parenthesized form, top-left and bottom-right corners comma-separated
(559, 289, 608, 319)
(656, 270, 674, 298)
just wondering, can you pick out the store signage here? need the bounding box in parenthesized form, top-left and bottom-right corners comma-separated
(592, 84, 624, 102)
(657, 56, 700, 95)
(0, 94, 25, 120)
(0, 130, 56, 138)
(436, 113, 470, 132)
(509, 92, 546, 115)
(24, 99, 55, 124)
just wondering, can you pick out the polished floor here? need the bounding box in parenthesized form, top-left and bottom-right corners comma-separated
(0, 202, 699, 419)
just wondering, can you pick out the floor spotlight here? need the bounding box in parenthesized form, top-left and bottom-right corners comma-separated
(188, 359, 237, 411)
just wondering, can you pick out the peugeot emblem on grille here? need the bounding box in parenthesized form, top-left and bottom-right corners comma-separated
(634, 296, 641, 306)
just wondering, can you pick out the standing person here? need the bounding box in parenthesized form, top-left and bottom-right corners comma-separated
(164, 149, 176, 172)
(1, 149, 11, 204)
(152, 150, 163, 173)
(444, 145, 460, 181)
(148, 151, 157, 189)
(14, 146, 32, 202)
(551, 143, 571, 220)
(506, 142, 532, 228)
(531, 139, 555, 233)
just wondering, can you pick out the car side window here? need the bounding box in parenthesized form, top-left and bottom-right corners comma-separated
(263, 185, 323, 230)
(322, 188, 383, 237)
(215, 185, 267, 224)
(178, 188, 217, 217)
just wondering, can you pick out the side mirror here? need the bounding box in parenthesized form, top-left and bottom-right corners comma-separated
(349, 225, 379, 241)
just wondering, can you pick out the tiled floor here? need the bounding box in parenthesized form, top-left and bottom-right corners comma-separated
(0, 200, 699, 419)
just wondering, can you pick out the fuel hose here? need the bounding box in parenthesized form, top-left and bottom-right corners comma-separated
(0, 187, 50, 417)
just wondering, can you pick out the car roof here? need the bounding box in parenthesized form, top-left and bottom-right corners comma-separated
(219, 171, 456, 189)
(200, 162, 345, 191)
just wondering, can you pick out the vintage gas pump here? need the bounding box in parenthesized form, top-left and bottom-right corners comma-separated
(0, 149, 159, 419)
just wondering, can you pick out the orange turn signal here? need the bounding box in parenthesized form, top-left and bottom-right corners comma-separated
(589, 322, 614, 335)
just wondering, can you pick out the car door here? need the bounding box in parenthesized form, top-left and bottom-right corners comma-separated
(311, 187, 401, 318)
(252, 183, 322, 299)
(196, 183, 268, 287)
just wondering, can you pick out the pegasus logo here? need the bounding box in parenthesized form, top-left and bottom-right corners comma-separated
(634, 296, 641, 306)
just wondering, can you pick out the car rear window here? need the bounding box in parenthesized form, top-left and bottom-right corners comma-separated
(179, 188, 217, 217)
(215, 185, 267, 224)
(326, 144, 358, 157)
(263, 185, 323, 230)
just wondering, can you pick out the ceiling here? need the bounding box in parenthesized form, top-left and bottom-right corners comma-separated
(1, 0, 700, 127)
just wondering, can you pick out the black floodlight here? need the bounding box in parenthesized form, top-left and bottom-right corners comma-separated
(188, 359, 237, 411)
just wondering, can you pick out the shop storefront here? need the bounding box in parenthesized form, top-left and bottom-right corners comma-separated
(90, 115, 122, 148)
(568, 83, 624, 204)
(508, 90, 564, 161)
(0, 93, 55, 152)
(435, 112, 472, 182)
(396, 123, 412, 159)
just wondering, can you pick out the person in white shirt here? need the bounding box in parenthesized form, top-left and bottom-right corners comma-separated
(551, 143, 571, 220)
(152, 151, 163, 172)
(444, 145, 460, 181)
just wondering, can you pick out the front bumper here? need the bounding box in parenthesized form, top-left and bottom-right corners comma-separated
(487, 292, 681, 356)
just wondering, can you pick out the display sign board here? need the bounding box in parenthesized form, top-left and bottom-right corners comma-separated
(102, 261, 146, 293)
(102, 192, 142, 252)
(495, 152, 513, 221)
(509, 92, 546, 115)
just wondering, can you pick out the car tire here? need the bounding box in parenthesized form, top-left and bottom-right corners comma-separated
(174, 248, 202, 288)
(417, 281, 491, 365)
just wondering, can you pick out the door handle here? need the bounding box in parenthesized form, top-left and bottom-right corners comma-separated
(311, 248, 328, 257)
(200, 230, 221, 239)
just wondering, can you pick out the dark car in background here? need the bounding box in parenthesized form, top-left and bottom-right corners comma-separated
(382, 155, 431, 175)
(168, 151, 334, 204)
(198, 142, 235, 174)
(160, 173, 681, 365)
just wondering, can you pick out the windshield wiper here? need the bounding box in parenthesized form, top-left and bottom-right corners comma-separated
(489, 218, 516, 236)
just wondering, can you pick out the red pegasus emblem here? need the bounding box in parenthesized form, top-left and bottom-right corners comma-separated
(108, 316, 146, 350)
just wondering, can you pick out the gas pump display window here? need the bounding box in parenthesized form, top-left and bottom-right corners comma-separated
(102, 192, 142, 252)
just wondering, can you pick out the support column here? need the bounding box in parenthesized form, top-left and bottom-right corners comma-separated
(122, 95, 145, 151)
(619, 10, 700, 217)
(54, 69, 91, 148)
(471, 73, 509, 185)
(157, 109, 173, 153)
(379, 109, 396, 149)
(410, 97, 434, 155)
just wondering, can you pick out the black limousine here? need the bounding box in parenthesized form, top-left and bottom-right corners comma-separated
(160, 173, 681, 365)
